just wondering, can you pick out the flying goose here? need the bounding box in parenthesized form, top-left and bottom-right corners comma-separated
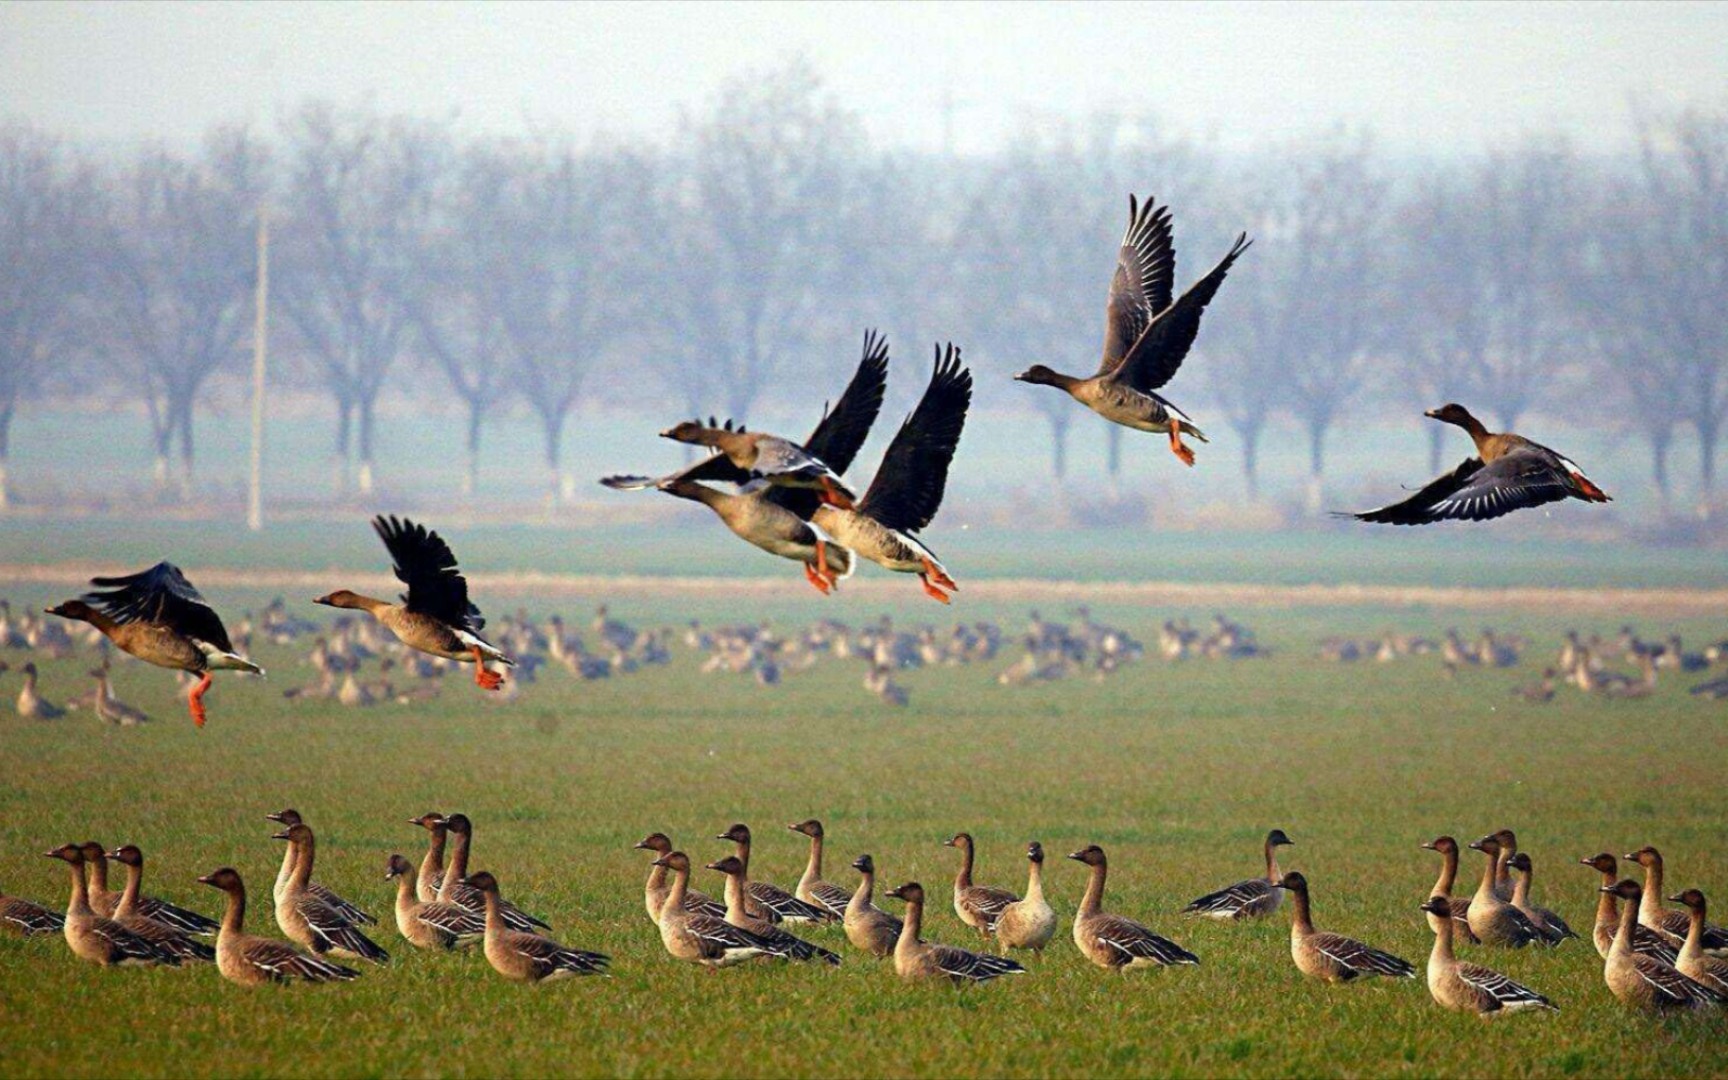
(197, 867, 358, 986)
(1014, 194, 1249, 467)
(716, 823, 832, 924)
(787, 820, 852, 921)
(706, 856, 840, 965)
(1579, 853, 1676, 963)
(433, 814, 552, 932)
(884, 881, 1025, 984)
(461, 871, 608, 980)
(1627, 846, 1728, 953)
(79, 841, 217, 934)
(1420, 837, 1479, 944)
(945, 832, 1020, 939)
(1667, 889, 1728, 995)
(384, 854, 484, 950)
(1465, 836, 1543, 947)
(46, 563, 262, 727)
(993, 842, 1058, 955)
(1183, 829, 1293, 920)
(635, 832, 728, 926)
(843, 854, 903, 958)
(43, 843, 180, 967)
(1280, 872, 1415, 983)
(265, 810, 376, 926)
(1418, 898, 1556, 1016)
(1068, 845, 1199, 972)
(315, 516, 513, 692)
(651, 852, 790, 968)
(1601, 879, 1724, 1011)
(103, 845, 215, 962)
(1506, 853, 1576, 945)
(270, 823, 389, 964)
(1346, 405, 1610, 524)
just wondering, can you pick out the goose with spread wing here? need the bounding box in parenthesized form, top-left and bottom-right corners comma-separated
(315, 516, 513, 691)
(1014, 194, 1250, 467)
(46, 563, 261, 727)
(1346, 405, 1610, 524)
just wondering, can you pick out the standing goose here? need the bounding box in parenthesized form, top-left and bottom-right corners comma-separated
(1420, 837, 1479, 944)
(462, 871, 608, 981)
(945, 833, 1020, 940)
(1280, 872, 1415, 983)
(1627, 846, 1728, 953)
(843, 854, 903, 958)
(384, 854, 484, 950)
(15, 662, 65, 719)
(651, 852, 790, 968)
(104, 846, 215, 962)
(1668, 890, 1728, 995)
(1067, 845, 1199, 972)
(0, 882, 64, 937)
(635, 833, 727, 926)
(787, 820, 852, 921)
(716, 824, 832, 924)
(408, 812, 448, 903)
(42, 844, 179, 967)
(1183, 829, 1294, 920)
(45, 563, 262, 727)
(885, 882, 1025, 984)
(265, 810, 376, 926)
(1418, 897, 1556, 1016)
(1346, 405, 1610, 524)
(1465, 835, 1543, 947)
(1579, 853, 1676, 963)
(1490, 828, 1519, 901)
(1507, 853, 1576, 945)
(270, 823, 390, 964)
(993, 842, 1058, 956)
(434, 814, 552, 932)
(706, 856, 841, 965)
(80, 841, 217, 934)
(314, 516, 513, 692)
(196, 868, 358, 986)
(1601, 879, 1725, 1011)
(1014, 194, 1249, 467)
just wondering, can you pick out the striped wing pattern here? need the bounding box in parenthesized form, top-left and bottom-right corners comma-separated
(244, 937, 359, 983)
(930, 943, 1026, 982)
(1095, 914, 1200, 966)
(502, 930, 611, 977)
(748, 882, 833, 924)
(1184, 878, 1275, 919)
(1457, 962, 1556, 1011)
(1312, 932, 1416, 979)
(296, 896, 389, 963)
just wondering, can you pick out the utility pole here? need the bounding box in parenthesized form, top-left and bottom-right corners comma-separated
(247, 206, 269, 532)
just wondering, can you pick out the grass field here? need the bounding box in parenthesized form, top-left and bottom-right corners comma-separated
(2, 579, 1726, 1079)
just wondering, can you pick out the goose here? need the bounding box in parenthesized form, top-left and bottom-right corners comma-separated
(196, 867, 358, 986)
(315, 516, 513, 692)
(1346, 404, 1610, 524)
(1420, 837, 1479, 944)
(885, 881, 1026, 984)
(407, 812, 447, 903)
(1601, 879, 1724, 1011)
(0, 882, 64, 936)
(1490, 829, 1519, 901)
(1465, 836, 1543, 947)
(843, 854, 903, 958)
(461, 871, 608, 980)
(1013, 194, 1249, 467)
(1067, 845, 1198, 971)
(434, 814, 552, 932)
(716, 823, 831, 924)
(42, 843, 179, 967)
(1627, 846, 1728, 953)
(650, 851, 790, 967)
(15, 662, 64, 719)
(1506, 854, 1575, 945)
(1418, 898, 1556, 1016)
(993, 842, 1058, 955)
(103, 845, 215, 962)
(264, 810, 376, 926)
(657, 420, 860, 510)
(1280, 872, 1415, 983)
(945, 832, 1020, 939)
(46, 563, 262, 727)
(90, 667, 149, 725)
(1579, 853, 1676, 963)
(79, 841, 217, 934)
(270, 822, 389, 964)
(1183, 829, 1293, 920)
(787, 819, 852, 921)
(384, 854, 484, 950)
(706, 856, 840, 965)
(1668, 890, 1728, 995)
(634, 832, 727, 926)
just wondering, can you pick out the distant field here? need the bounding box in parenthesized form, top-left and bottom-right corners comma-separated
(1, 589, 1725, 1079)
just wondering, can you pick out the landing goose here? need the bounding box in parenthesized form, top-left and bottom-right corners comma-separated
(43, 843, 180, 967)
(993, 842, 1058, 955)
(885, 881, 1025, 984)
(1420, 837, 1479, 944)
(1627, 846, 1728, 953)
(1579, 853, 1676, 963)
(1068, 845, 1198, 971)
(104, 845, 215, 962)
(1183, 829, 1293, 920)
(706, 856, 840, 965)
(1280, 872, 1415, 983)
(1418, 897, 1555, 1016)
(384, 854, 483, 950)
(462, 871, 608, 980)
(716, 823, 831, 924)
(945, 832, 1020, 939)
(635, 832, 727, 925)
(1601, 879, 1724, 1011)
(265, 810, 376, 925)
(843, 854, 903, 958)
(197, 867, 358, 985)
(1507, 853, 1575, 945)
(651, 852, 789, 967)
(270, 823, 389, 964)
(1667, 889, 1728, 995)
(787, 820, 852, 920)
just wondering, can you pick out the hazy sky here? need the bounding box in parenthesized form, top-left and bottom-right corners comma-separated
(3, 1, 1724, 155)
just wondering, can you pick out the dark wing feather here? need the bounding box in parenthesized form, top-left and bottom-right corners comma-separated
(1109, 233, 1251, 392)
(297, 897, 389, 963)
(504, 930, 610, 976)
(857, 343, 972, 533)
(599, 449, 752, 493)
(135, 896, 220, 935)
(307, 883, 375, 927)
(1634, 925, 1680, 964)
(1635, 954, 1728, 1005)
(1095, 914, 1200, 966)
(243, 937, 359, 982)
(1312, 932, 1416, 978)
(930, 943, 1025, 981)
(93, 917, 180, 964)
(1456, 962, 1556, 1010)
(416, 902, 486, 939)
(769, 330, 891, 518)
(84, 563, 233, 651)
(810, 882, 853, 920)
(372, 516, 481, 631)
(686, 913, 787, 957)
(1183, 877, 1274, 917)
(1350, 452, 1574, 525)
(1101, 194, 1176, 370)
(959, 885, 1021, 932)
(748, 882, 834, 924)
(0, 897, 64, 935)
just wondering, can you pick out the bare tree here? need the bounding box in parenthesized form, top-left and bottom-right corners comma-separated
(0, 125, 94, 509)
(95, 129, 266, 497)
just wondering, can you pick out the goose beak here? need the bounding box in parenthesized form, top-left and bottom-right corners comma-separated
(1423, 408, 1440, 419)
(1066, 851, 1086, 862)
(632, 840, 651, 850)
(1579, 857, 1594, 866)
(265, 812, 287, 823)
(942, 838, 957, 848)
(105, 849, 123, 860)
(1622, 852, 1640, 862)
(1599, 884, 1617, 894)
(197, 874, 216, 886)
(269, 830, 291, 842)
(650, 858, 672, 869)
(1467, 840, 1485, 852)
(703, 861, 726, 873)
(1668, 893, 1686, 904)
(1420, 841, 1437, 850)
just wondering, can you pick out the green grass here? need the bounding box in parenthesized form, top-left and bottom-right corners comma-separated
(2, 589, 1726, 1078)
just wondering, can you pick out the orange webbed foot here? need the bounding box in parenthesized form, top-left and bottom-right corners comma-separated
(471, 647, 504, 691)
(921, 558, 958, 592)
(188, 672, 213, 728)
(1169, 431, 1196, 468)
(803, 562, 832, 595)
(818, 477, 855, 511)
(920, 575, 952, 604)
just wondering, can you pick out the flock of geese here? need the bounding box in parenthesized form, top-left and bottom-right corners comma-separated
(7, 817, 1728, 1017)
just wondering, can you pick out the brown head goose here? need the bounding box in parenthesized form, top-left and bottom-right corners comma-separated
(269, 822, 389, 964)
(1280, 871, 1415, 983)
(885, 881, 1025, 984)
(197, 867, 358, 985)
(650, 851, 790, 967)
(1627, 846, 1728, 953)
(1667, 889, 1728, 995)
(705, 856, 840, 965)
(407, 811, 448, 903)
(265, 810, 376, 926)
(1347, 405, 1610, 524)
(1420, 837, 1479, 944)
(103, 845, 215, 962)
(1579, 853, 1676, 963)
(461, 870, 608, 980)
(80, 840, 217, 934)
(1465, 835, 1543, 947)
(1183, 829, 1293, 920)
(635, 832, 727, 926)
(993, 842, 1058, 955)
(384, 854, 484, 950)
(1068, 844, 1198, 971)
(432, 814, 551, 932)
(944, 832, 1020, 939)
(716, 823, 832, 924)
(843, 854, 903, 958)
(315, 516, 513, 692)
(1601, 879, 1724, 1011)
(46, 563, 262, 727)
(1418, 897, 1556, 1016)
(787, 819, 852, 920)
(1014, 194, 1249, 467)
(1506, 853, 1576, 945)
(43, 843, 180, 967)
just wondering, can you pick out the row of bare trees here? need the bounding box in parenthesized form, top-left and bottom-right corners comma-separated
(1, 65, 1725, 516)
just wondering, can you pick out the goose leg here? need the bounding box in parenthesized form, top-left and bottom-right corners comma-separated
(187, 671, 213, 728)
(1168, 424, 1196, 467)
(471, 647, 503, 691)
(817, 477, 855, 511)
(919, 574, 952, 604)
(802, 561, 832, 595)
(920, 558, 958, 592)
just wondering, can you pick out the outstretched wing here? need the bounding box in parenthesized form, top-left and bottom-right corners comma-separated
(769, 330, 891, 517)
(84, 563, 233, 651)
(1101, 194, 1176, 370)
(1108, 233, 1251, 392)
(372, 516, 481, 632)
(857, 343, 972, 534)
(1348, 451, 1574, 526)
